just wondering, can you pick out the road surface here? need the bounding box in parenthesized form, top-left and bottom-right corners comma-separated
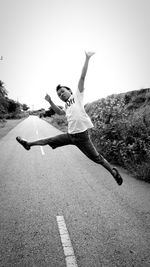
(0, 116, 150, 267)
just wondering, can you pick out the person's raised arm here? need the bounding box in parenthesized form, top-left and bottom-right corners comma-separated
(45, 94, 65, 115)
(78, 51, 95, 93)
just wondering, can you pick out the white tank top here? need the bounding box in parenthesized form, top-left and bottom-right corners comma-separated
(64, 89, 94, 134)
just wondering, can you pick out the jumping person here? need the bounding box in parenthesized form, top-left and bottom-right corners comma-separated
(16, 51, 123, 185)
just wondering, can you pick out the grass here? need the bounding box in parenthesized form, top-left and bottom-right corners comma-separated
(0, 118, 25, 139)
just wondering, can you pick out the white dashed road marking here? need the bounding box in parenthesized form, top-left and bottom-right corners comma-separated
(56, 216, 78, 267)
(40, 146, 45, 155)
(36, 129, 45, 155)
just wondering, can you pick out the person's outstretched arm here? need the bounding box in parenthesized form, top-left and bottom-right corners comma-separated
(78, 51, 95, 93)
(45, 94, 65, 115)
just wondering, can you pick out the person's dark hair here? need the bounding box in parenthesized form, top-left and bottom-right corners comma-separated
(56, 84, 72, 94)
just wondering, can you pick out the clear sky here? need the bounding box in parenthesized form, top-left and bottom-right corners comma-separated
(0, 0, 150, 110)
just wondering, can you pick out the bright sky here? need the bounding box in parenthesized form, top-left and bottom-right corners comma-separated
(0, 0, 150, 110)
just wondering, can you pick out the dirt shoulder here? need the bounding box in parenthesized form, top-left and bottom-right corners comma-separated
(0, 118, 25, 140)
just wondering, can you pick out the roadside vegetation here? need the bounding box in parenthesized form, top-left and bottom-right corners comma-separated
(0, 80, 30, 137)
(0, 80, 30, 120)
(44, 88, 150, 183)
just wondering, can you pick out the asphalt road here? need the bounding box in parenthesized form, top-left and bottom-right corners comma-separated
(0, 115, 150, 267)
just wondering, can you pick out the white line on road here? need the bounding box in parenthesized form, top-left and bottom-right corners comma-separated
(40, 146, 45, 155)
(35, 129, 45, 155)
(56, 216, 78, 267)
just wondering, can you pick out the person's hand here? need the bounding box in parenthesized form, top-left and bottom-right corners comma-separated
(85, 51, 95, 58)
(45, 94, 51, 103)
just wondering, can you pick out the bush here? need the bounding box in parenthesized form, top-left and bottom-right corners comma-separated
(87, 93, 150, 182)
(4, 111, 29, 119)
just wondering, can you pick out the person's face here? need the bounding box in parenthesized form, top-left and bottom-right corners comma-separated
(57, 87, 72, 102)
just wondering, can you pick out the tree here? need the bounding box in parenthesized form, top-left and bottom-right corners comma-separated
(0, 80, 8, 97)
(22, 103, 29, 111)
(0, 80, 8, 117)
(7, 99, 21, 113)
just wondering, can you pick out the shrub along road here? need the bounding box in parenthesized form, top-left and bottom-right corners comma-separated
(0, 116, 150, 266)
